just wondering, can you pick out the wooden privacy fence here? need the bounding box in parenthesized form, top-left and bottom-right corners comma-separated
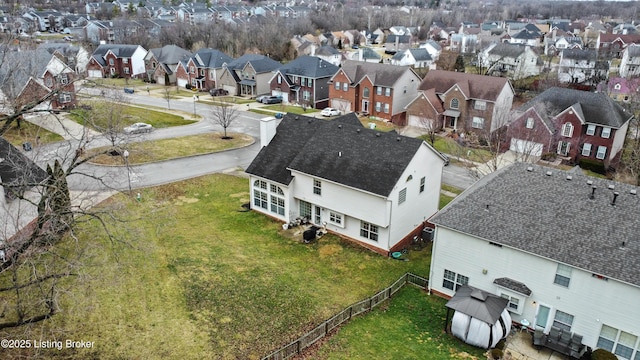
(261, 272, 429, 360)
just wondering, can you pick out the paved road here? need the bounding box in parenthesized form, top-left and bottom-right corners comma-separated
(39, 87, 476, 193)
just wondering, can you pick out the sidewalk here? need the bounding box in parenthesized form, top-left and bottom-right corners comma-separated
(25, 113, 100, 141)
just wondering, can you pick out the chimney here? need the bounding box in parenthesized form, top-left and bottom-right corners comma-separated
(260, 117, 278, 148)
(611, 192, 619, 206)
(590, 186, 597, 200)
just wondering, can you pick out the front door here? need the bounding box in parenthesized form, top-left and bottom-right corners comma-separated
(314, 206, 322, 225)
(535, 304, 551, 331)
(362, 100, 369, 114)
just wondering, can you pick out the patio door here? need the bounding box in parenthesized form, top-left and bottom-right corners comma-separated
(314, 206, 322, 225)
(535, 304, 551, 331)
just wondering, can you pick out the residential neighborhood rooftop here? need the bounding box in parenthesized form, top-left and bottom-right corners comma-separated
(431, 162, 640, 288)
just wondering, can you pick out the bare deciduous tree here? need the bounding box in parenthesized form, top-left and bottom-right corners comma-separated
(210, 102, 239, 139)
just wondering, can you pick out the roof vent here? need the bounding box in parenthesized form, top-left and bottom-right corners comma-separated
(295, 116, 299, 120)
(376, 133, 381, 137)
(526, 166, 534, 172)
(396, 137, 401, 141)
(338, 124, 342, 129)
(631, 189, 637, 195)
(566, 175, 573, 181)
(356, 128, 361, 133)
(611, 191, 619, 206)
(587, 180, 593, 186)
(608, 184, 615, 190)
(590, 186, 597, 200)
(545, 171, 552, 176)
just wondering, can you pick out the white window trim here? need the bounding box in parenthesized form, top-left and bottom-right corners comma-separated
(562, 122, 574, 137)
(596, 145, 607, 160)
(586, 124, 596, 135)
(582, 143, 592, 156)
(328, 211, 344, 227)
(601, 127, 611, 139)
(554, 263, 572, 287)
(472, 117, 484, 129)
(525, 117, 534, 129)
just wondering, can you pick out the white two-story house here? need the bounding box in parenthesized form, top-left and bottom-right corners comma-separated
(246, 113, 447, 255)
(429, 162, 640, 358)
(619, 45, 640, 78)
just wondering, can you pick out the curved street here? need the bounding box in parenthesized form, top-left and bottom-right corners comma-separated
(29, 87, 476, 196)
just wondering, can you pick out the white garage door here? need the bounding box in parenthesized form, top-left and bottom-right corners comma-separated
(408, 115, 435, 129)
(510, 138, 543, 157)
(176, 78, 188, 88)
(87, 70, 102, 78)
(331, 99, 351, 113)
(272, 90, 289, 103)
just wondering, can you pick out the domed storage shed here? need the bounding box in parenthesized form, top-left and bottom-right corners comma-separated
(445, 285, 512, 349)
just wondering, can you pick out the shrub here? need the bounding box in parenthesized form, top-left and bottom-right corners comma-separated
(185, 84, 193, 90)
(541, 152, 557, 161)
(490, 348, 503, 359)
(579, 158, 606, 175)
(591, 349, 617, 360)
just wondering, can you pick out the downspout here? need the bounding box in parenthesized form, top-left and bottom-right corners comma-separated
(427, 226, 437, 294)
(386, 198, 392, 252)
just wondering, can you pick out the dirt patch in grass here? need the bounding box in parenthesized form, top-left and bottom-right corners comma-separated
(319, 244, 343, 258)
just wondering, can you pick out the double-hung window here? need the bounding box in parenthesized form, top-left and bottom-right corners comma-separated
(472, 117, 485, 129)
(552, 310, 574, 332)
(601, 127, 611, 138)
(419, 177, 426, 193)
(443, 269, 468, 291)
(582, 143, 592, 156)
(360, 221, 378, 241)
(554, 263, 572, 287)
(334, 81, 340, 90)
(526, 117, 534, 129)
(562, 123, 574, 137)
(596, 146, 607, 160)
(342, 82, 348, 91)
(586, 124, 596, 135)
(313, 179, 321, 195)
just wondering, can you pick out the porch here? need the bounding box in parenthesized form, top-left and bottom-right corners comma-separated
(501, 330, 572, 360)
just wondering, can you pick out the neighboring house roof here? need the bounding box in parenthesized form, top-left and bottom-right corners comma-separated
(91, 44, 140, 66)
(226, 53, 281, 73)
(276, 55, 338, 79)
(561, 48, 596, 60)
(385, 34, 411, 44)
(431, 162, 640, 288)
(246, 113, 424, 197)
(315, 46, 340, 56)
(420, 70, 510, 101)
(516, 87, 632, 128)
(511, 29, 540, 40)
(0, 137, 48, 199)
(488, 43, 528, 58)
(599, 77, 640, 94)
(599, 33, 640, 44)
(148, 44, 192, 65)
(193, 48, 233, 68)
(339, 60, 412, 87)
(360, 47, 381, 60)
(0, 48, 57, 99)
(392, 48, 432, 62)
(493, 277, 532, 296)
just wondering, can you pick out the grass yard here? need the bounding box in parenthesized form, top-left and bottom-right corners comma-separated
(2, 121, 64, 147)
(261, 104, 320, 114)
(314, 286, 485, 360)
(68, 104, 196, 130)
(86, 132, 254, 165)
(422, 136, 493, 164)
(0, 174, 437, 360)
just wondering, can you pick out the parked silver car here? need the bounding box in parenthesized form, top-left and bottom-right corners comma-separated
(124, 122, 153, 134)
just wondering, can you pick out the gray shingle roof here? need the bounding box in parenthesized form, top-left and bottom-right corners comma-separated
(488, 43, 527, 58)
(226, 54, 281, 73)
(91, 44, 141, 66)
(340, 60, 412, 87)
(277, 55, 339, 79)
(516, 87, 632, 128)
(148, 44, 192, 64)
(194, 48, 233, 68)
(493, 277, 532, 296)
(561, 48, 596, 60)
(0, 48, 53, 98)
(420, 70, 510, 102)
(431, 162, 640, 287)
(0, 137, 48, 199)
(245, 113, 424, 197)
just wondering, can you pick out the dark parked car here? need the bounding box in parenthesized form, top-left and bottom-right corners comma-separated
(262, 95, 283, 104)
(124, 88, 135, 94)
(209, 88, 229, 96)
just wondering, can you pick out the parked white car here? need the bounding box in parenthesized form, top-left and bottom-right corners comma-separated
(321, 107, 341, 117)
(124, 122, 153, 134)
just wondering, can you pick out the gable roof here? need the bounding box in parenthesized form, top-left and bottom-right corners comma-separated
(0, 48, 58, 99)
(488, 43, 528, 58)
(561, 48, 596, 60)
(277, 55, 339, 79)
(0, 137, 48, 199)
(516, 87, 632, 128)
(91, 44, 141, 66)
(226, 54, 281, 73)
(339, 60, 414, 87)
(392, 48, 432, 61)
(431, 162, 640, 288)
(148, 44, 192, 64)
(420, 70, 510, 102)
(246, 113, 425, 197)
(193, 48, 233, 68)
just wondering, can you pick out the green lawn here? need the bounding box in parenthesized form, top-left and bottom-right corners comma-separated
(68, 104, 196, 130)
(315, 286, 485, 360)
(2, 174, 437, 359)
(86, 132, 254, 165)
(2, 120, 64, 147)
(421, 136, 493, 164)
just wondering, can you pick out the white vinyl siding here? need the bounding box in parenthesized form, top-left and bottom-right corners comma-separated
(360, 221, 378, 241)
(443, 269, 468, 291)
(554, 263, 572, 287)
(552, 310, 574, 332)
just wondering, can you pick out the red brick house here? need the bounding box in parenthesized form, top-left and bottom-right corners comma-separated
(408, 70, 514, 134)
(328, 60, 421, 123)
(596, 33, 640, 59)
(174, 48, 233, 91)
(506, 87, 633, 168)
(268, 55, 339, 109)
(87, 44, 147, 79)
